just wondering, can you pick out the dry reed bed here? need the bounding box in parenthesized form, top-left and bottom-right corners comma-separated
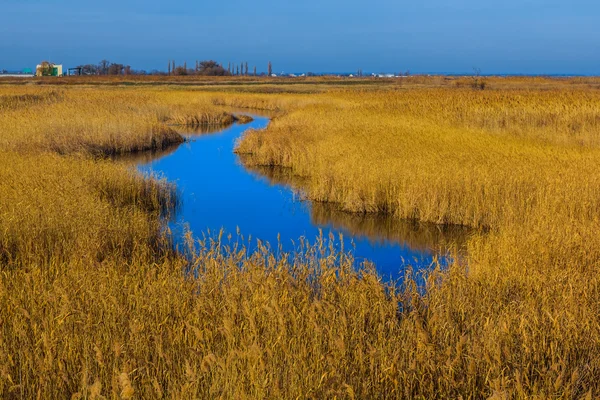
(0, 82, 599, 398)
(0, 151, 176, 269)
(0, 86, 239, 156)
(237, 88, 600, 228)
(234, 85, 600, 397)
(241, 161, 472, 253)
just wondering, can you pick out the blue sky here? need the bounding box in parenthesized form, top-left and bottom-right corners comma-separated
(1, 0, 598, 74)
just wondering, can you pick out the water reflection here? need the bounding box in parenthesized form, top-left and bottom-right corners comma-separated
(172, 124, 232, 135)
(114, 124, 236, 164)
(311, 203, 471, 255)
(114, 142, 181, 165)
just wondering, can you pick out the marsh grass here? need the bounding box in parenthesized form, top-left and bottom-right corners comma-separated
(0, 86, 240, 156)
(235, 84, 600, 397)
(242, 161, 473, 253)
(1, 81, 599, 398)
(0, 152, 176, 269)
(236, 88, 600, 227)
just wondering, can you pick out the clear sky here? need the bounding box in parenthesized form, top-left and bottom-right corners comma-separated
(1, 0, 599, 74)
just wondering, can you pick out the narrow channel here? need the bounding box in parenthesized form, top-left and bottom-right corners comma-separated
(137, 116, 469, 280)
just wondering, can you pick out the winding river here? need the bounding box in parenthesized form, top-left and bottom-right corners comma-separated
(136, 116, 469, 281)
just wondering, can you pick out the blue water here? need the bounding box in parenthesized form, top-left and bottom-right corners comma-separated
(138, 117, 466, 281)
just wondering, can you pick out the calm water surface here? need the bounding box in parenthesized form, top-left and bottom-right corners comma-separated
(137, 117, 468, 280)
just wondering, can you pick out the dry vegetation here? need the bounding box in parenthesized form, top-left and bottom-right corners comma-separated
(235, 79, 600, 397)
(0, 86, 249, 156)
(1, 78, 600, 398)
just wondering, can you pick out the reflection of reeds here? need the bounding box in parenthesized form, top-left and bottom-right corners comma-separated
(241, 160, 472, 254)
(116, 121, 254, 165)
(175, 123, 233, 135)
(234, 114, 254, 124)
(311, 201, 472, 251)
(111, 141, 182, 165)
(238, 157, 309, 188)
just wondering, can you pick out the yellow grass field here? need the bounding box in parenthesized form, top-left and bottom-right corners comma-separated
(1, 77, 599, 398)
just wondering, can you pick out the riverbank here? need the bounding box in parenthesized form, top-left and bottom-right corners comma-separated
(0, 80, 599, 398)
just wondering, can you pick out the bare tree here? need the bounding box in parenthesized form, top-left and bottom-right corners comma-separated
(107, 63, 124, 75)
(99, 60, 110, 75)
(77, 64, 99, 75)
(472, 67, 486, 90)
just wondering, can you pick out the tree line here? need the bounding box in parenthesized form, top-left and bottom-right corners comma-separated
(70, 60, 274, 77)
(74, 60, 134, 76)
(167, 60, 274, 77)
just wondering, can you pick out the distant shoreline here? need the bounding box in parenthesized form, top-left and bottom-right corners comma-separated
(1, 73, 598, 79)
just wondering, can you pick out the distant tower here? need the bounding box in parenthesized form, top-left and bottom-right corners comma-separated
(268, 61, 272, 76)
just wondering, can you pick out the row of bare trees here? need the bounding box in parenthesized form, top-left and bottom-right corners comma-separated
(75, 60, 133, 75)
(167, 60, 273, 77)
(167, 60, 230, 76)
(52, 59, 276, 77)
